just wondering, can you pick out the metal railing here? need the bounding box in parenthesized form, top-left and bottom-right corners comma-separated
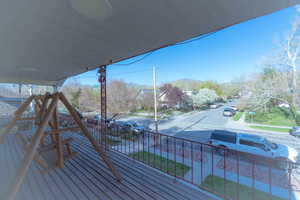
(82, 121, 300, 200)
(52, 113, 300, 200)
(4, 105, 300, 200)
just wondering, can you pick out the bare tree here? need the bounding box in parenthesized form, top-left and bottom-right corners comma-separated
(277, 8, 300, 107)
(107, 80, 139, 113)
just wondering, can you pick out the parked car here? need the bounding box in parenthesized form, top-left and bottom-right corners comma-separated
(209, 130, 299, 168)
(228, 106, 238, 111)
(223, 108, 235, 117)
(210, 104, 218, 109)
(210, 104, 221, 109)
(278, 103, 290, 109)
(132, 125, 151, 133)
(90, 115, 115, 127)
(290, 126, 300, 137)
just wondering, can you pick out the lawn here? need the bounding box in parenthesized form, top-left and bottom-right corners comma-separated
(129, 151, 190, 177)
(201, 175, 286, 200)
(233, 111, 243, 121)
(249, 125, 290, 133)
(245, 108, 296, 127)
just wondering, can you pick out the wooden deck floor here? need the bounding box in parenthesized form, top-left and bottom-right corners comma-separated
(0, 133, 216, 200)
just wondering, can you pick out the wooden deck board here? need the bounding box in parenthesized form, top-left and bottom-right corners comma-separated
(0, 133, 216, 200)
(74, 135, 208, 200)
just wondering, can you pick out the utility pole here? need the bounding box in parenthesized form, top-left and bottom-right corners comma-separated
(153, 66, 158, 133)
(292, 64, 297, 107)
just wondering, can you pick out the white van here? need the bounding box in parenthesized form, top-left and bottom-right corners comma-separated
(209, 130, 298, 164)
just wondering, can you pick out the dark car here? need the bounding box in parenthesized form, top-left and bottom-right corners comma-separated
(290, 126, 300, 137)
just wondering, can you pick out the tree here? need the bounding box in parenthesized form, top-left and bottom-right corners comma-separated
(276, 8, 300, 107)
(243, 66, 290, 112)
(197, 81, 223, 97)
(107, 80, 139, 113)
(160, 84, 185, 107)
(137, 91, 154, 110)
(221, 80, 243, 99)
(191, 88, 218, 107)
(70, 88, 82, 109)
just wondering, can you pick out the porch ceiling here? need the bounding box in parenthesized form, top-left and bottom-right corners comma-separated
(0, 0, 299, 85)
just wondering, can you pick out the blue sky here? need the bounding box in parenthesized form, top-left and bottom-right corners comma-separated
(69, 6, 298, 86)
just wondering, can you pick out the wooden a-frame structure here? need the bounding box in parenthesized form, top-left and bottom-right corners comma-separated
(0, 92, 121, 200)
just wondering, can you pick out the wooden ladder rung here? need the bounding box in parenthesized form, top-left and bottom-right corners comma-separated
(39, 138, 74, 153)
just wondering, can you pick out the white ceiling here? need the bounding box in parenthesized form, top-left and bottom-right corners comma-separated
(0, 0, 299, 85)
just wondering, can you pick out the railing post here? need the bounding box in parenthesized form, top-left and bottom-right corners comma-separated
(224, 148, 226, 198)
(237, 151, 240, 200)
(252, 159, 255, 200)
(268, 159, 272, 200)
(201, 144, 203, 184)
(191, 142, 194, 184)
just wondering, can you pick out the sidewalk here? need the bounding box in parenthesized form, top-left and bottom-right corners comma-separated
(245, 122, 291, 129)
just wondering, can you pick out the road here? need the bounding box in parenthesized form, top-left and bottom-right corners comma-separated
(119, 101, 300, 153)
(120, 101, 236, 142)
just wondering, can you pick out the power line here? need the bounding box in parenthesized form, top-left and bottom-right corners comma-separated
(112, 51, 156, 66)
(62, 30, 218, 83)
(111, 31, 217, 66)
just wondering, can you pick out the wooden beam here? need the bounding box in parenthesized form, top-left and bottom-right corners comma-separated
(38, 94, 50, 122)
(38, 138, 74, 153)
(58, 92, 122, 181)
(16, 133, 48, 169)
(6, 94, 58, 200)
(53, 106, 64, 168)
(0, 96, 34, 144)
(14, 95, 35, 116)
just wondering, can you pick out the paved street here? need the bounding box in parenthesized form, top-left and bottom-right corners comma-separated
(119, 100, 300, 154)
(120, 101, 235, 143)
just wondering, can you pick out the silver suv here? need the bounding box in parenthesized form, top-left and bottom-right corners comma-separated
(210, 130, 298, 164)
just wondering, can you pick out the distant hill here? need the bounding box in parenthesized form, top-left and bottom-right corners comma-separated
(170, 79, 202, 91)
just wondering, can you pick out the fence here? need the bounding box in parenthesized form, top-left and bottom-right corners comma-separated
(3, 98, 300, 200)
(84, 121, 300, 200)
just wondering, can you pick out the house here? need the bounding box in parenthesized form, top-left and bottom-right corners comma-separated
(0, 1, 298, 200)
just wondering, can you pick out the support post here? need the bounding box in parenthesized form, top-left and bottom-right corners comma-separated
(98, 66, 107, 149)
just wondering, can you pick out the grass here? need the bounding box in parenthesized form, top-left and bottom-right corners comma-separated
(245, 107, 296, 127)
(129, 151, 190, 177)
(233, 111, 243, 121)
(249, 125, 290, 133)
(201, 175, 286, 200)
